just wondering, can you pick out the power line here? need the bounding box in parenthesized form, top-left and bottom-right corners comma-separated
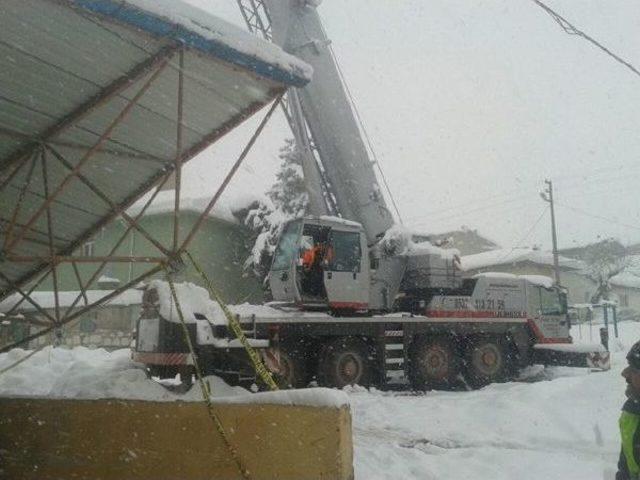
(531, 0, 640, 80)
(556, 202, 640, 232)
(407, 193, 538, 227)
(493, 206, 549, 266)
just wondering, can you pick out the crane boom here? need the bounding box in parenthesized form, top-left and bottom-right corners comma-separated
(241, 0, 394, 244)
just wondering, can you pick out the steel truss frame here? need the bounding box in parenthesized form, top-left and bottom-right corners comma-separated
(0, 45, 284, 353)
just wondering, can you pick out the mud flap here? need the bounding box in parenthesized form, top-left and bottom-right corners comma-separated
(532, 344, 610, 371)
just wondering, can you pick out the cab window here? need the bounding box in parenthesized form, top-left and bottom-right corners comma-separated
(271, 221, 301, 271)
(539, 288, 566, 315)
(328, 231, 361, 272)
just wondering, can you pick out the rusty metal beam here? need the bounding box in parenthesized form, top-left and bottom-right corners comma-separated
(5, 54, 173, 255)
(40, 149, 61, 324)
(0, 44, 178, 173)
(0, 264, 164, 354)
(3, 150, 38, 250)
(0, 270, 57, 325)
(45, 145, 171, 257)
(176, 87, 286, 171)
(60, 173, 172, 322)
(0, 126, 167, 164)
(71, 261, 89, 307)
(2, 267, 53, 317)
(0, 157, 27, 195)
(179, 93, 284, 252)
(173, 49, 185, 252)
(0, 218, 71, 245)
(6, 255, 165, 263)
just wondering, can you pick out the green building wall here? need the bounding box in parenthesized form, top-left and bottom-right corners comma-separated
(39, 212, 263, 305)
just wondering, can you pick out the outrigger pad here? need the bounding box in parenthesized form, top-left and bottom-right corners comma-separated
(532, 343, 611, 371)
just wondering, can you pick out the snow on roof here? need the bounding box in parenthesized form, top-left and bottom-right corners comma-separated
(317, 215, 362, 228)
(461, 247, 583, 271)
(610, 271, 640, 289)
(0, 289, 142, 314)
(127, 190, 262, 225)
(78, 0, 312, 86)
(381, 225, 459, 260)
(472, 272, 555, 288)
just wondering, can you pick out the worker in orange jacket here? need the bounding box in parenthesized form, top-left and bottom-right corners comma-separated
(301, 243, 333, 271)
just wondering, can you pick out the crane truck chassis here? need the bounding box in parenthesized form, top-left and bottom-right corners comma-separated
(133, 228, 609, 391)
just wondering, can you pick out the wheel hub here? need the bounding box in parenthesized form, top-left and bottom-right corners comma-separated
(473, 343, 502, 376)
(425, 347, 448, 378)
(481, 350, 497, 367)
(338, 354, 361, 383)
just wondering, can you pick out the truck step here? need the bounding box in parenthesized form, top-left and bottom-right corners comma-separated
(381, 325, 407, 384)
(385, 357, 404, 365)
(384, 330, 404, 337)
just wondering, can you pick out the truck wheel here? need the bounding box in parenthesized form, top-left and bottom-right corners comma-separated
(276, 349, 307, 389)
(320, 337, 373, 388)
(464, 337, 507, 388)
(409, 336, 461, 390)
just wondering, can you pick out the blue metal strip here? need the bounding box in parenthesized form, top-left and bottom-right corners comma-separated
(68, 0, 309, 87)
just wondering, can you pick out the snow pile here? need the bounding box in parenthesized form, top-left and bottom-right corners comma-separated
(112, 0, 312, 81)
(0, 346, 348, 407)
(379, 225, 459, 260)
(149, 280, 226, 325)
(0, 347, 243, 401)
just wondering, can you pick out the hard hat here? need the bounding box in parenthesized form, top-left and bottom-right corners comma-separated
(627, 341, 640, 370)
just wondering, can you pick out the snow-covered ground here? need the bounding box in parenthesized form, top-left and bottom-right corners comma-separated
(351, 322, 637, 480)
(0, 321, 637, 479)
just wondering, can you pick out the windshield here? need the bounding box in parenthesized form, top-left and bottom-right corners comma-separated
(271, 221, 301, 271)
(539, 288, 567, 315)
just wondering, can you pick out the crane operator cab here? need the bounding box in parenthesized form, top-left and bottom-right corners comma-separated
(269, 217, 370, 312)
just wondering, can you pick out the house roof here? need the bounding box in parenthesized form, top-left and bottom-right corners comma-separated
(0, 0, 310, 299)
(425, 228, 500, 256)
(127, 190, 263, 225)
(0, 289, 142, 313)
(461, 247, 584, 272)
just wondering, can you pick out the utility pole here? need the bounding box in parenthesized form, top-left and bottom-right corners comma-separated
(540, 179, 561, 285)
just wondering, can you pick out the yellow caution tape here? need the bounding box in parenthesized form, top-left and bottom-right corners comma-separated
(185, 251, 279, 391)
(164, 269, 251, 480)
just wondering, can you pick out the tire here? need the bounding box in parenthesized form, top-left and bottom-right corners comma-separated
(464, 336, 508, 388)
(409, 336, 461, 391)
(320, 337, 373, 388)
(276, 349, 307, 389)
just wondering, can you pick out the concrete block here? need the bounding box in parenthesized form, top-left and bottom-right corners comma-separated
(0, 397, 354, 480)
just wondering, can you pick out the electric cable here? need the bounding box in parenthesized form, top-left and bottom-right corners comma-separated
(556, 202, 640, 232)
(317, 21, 404, 224)
(531, 0, 640, 80)
(492, 206, 549, 266)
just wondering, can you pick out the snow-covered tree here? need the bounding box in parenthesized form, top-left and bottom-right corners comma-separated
(238, 139, 308, 280)
(584, 238, 629, 303)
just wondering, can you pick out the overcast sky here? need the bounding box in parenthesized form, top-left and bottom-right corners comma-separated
(180, 0, 640, 251)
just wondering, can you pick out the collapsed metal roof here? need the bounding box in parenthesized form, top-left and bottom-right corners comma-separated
(0, 0, 309, 300)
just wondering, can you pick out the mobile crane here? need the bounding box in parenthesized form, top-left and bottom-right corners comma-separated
(133, 0, 609, 390)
